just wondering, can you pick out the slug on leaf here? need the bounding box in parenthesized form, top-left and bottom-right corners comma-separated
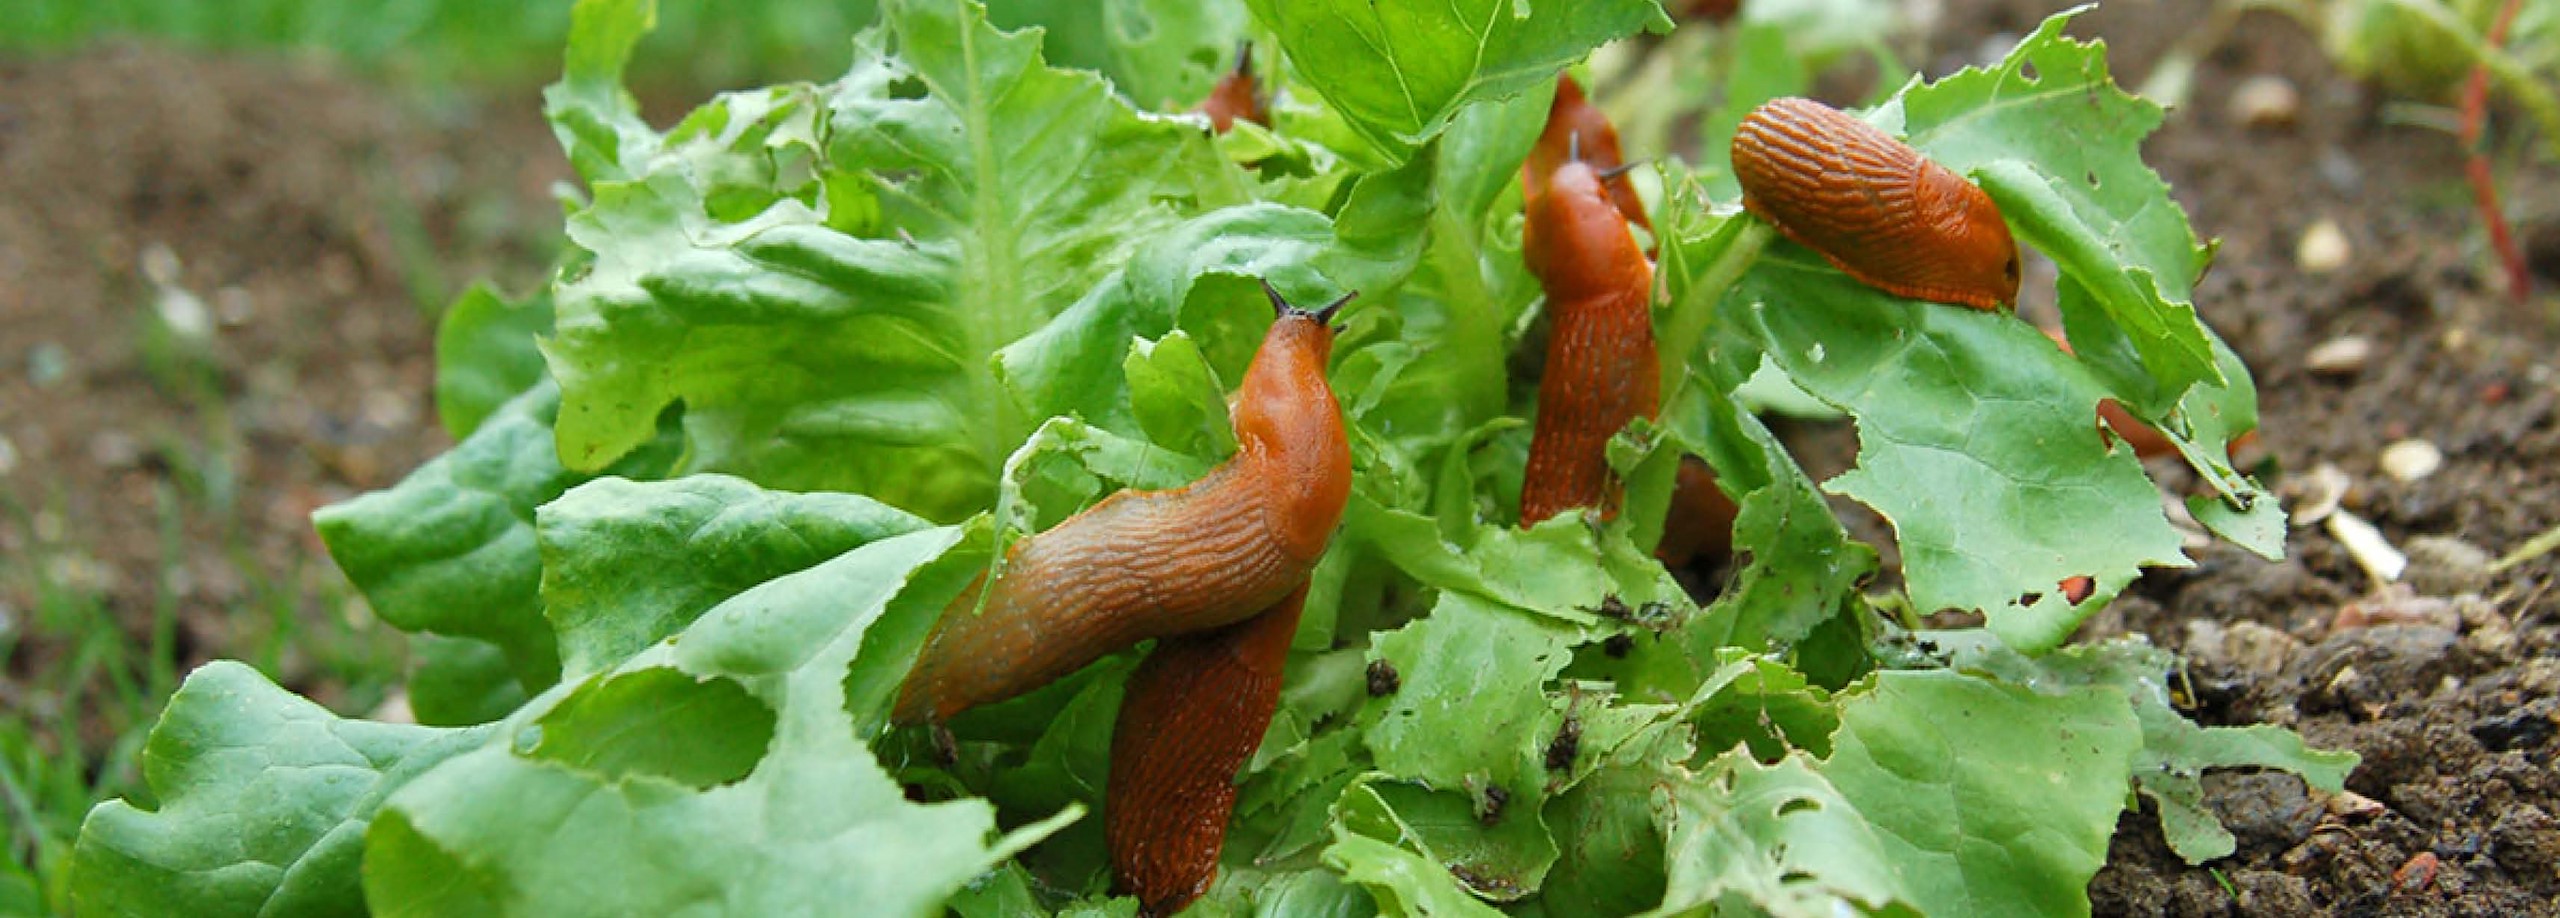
(1732, 97, 2021, 310)
(1105, 584, 1305, 918)
(1197, 42, 1269, 133)
(1520, 157, 1660, 526)
(892, 283, 1353, 725)
(1524, 76, 1651, 233)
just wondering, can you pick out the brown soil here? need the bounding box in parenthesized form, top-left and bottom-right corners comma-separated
(1917, 2, 2560, 915)
(0, 45, 565, 727)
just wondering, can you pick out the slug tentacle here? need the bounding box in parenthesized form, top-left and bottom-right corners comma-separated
(1524, 76, 1650, 232)
(1197, 41, 1269, 133)
(1732, 97, 2021, 310)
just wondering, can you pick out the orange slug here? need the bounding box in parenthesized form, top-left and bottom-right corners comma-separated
(1523, 76, 1650, 233)
(1197, 42, 1269, 133)
(1731, 97, 2020, 310)
(1520, 158, 1660, 526)
(1655, 457, 1740, 567)
(1105, 583, 1306, 917)
(2038, 326, 2264, 462)
(891, 283, 1353, 725)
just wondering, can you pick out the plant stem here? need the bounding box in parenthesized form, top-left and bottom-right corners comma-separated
(2462, 0, 2532, 304)
(1656, 218, 1773, 405)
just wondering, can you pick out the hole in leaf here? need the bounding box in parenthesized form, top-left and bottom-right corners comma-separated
(2018, 591, 2045, 606)
(1776, 796, 1821, 817)
(2018, 61, 2040, 82)
(887, 75, 928, 101)
(529, 666, 775, 788)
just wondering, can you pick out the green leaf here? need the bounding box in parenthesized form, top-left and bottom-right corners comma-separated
(1363, 593, 1577, 815)
(1820, 670, 2144, 918)
(544, 0, 1233, 519)
(1092, 0, 1254, 113)
(545, 0, 659, 182)
(72, 663, 492, 918)
(433, 283, 555, 440)
(365, 528, 1068, 916)
(1727, 255, 2188, 652)
(538, 474, 930, 678)
(1534, 729, 1682, 918)
(1322, 830, 1507, 918)
(1123, 331, 1236, 460)
(405, 635, 531, 727)
(1879, 7, 2220, 407)
(1648, 752, 1918, 918)
(314, 382, 683, 698)
(1243, 0, 1669, 163)
(1346, 499, 1691, 629)
(1936, 634, 2359, 864)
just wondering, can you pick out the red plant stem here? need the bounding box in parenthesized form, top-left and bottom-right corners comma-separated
(2463, 0, 2531, 304)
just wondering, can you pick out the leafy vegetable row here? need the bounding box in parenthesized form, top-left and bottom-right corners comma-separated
(71, 1, 2353, 916)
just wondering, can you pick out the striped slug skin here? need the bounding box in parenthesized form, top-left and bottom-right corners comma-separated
(1520, 161, 1660, 526)
(1732, 97, 2020, 310)
(1106, 583, 1307, 918)
(891, 291, 1352, 725)
(1523, 76, 1651, 232)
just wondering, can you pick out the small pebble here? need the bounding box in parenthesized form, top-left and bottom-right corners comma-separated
(2379, 439, 2443, 482)
(2404, 536, 2494, 595)
(2393, 851, 2439, 893)
(2298, 220, 2351, 274)
(2229, 74, 2301, 128)
(2325, 789, 2386, 819)
(2287, 462, 2351, 525)
(2303, 335, 2372, 376)
(2332, 586, 2458, 631)
(2327, 510, 2406, 584)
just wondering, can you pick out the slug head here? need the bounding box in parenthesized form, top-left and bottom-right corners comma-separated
(1199, 41, 1269, 132)
(1926, 164, 2023, 308)
(1239, 280, 1355, 561)
(1522, 161, 1648, 302)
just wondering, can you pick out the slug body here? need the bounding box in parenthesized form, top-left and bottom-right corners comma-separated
(1655, 457, 1740, 567)
(1105, 584, 1306, 917)
(1732, 97, 2020, 310)
(1197, 43, 1269, 133)
(1521, 160, 1660, 526)
(892, 301, 1351, 725)
(1524, 77, 1651, 233)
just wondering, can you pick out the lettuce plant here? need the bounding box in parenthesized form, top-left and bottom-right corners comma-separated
(73, 1, 2352, 915)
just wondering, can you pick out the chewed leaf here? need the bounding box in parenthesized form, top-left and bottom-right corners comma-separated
(1648, 752, 1918, 918)
(1729, 252, 2187, 652)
